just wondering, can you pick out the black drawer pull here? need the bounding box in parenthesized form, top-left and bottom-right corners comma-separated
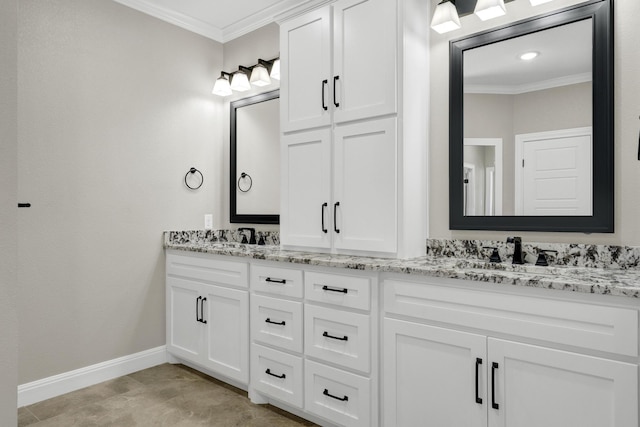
(491, 362, 499, 410)
(475, 358, 483, 404)
(333, 75, 340, 107)
(265, 369, 286, 379)
(322, 285, 348, 294)
(333, 202, 340, 233)
(265, 277, 286, 284)
(265, 318, 286, 326)
(323, 331, 348, 341)
(196, 296, 201, 322)
(323, 388, 348, 402)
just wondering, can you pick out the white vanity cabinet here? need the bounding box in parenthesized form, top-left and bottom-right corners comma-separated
(279, 0, 428, 258)
(248, 263, 379, 427)
(382, 277, 639, 427)
(166, 251, 249, 385)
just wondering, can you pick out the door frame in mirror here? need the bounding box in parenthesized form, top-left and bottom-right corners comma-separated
(230, 89, 280, 224)
(449, 0, 613, 232)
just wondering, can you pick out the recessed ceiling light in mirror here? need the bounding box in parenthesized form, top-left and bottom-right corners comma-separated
(519, 51, 539, 61)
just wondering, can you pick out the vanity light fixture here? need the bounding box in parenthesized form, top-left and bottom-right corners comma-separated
(212, 72, 232, 97)
(230, 67, 252, 92)
(212, 56, 280, 97)
(250, 63, 271, 87)
(431, 0, 462, 34)
(474, 0, 506, 20)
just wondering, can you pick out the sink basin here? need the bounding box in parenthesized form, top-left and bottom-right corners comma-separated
(452, 259, 564, 276)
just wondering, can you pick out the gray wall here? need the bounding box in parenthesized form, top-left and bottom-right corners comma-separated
(18, 0, 223, 384)
(221, 23, 280, 230)
(430, 0, 640, 244)
(0, 0, 18, 423)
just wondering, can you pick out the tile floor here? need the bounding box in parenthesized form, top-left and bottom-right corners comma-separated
(18, 364, 317, 426)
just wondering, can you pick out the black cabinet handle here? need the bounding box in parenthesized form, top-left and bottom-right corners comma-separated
(196, 296, 201, 322)
(322, 79, 328, 111)
(323, 388, 348, 401)
(265, 369, 286, 379)
(265, 318, 286, 326)
(200, 297, 207, 324)
(323, 331, 348, 341)
(333, 76, 340, 107)
(322, 285, 348, 294)
(333, 202, 340, 233)
(475, 358, 483, 404)
(321, 202, 328, 233)
(491, 362, 499, 410)
(265, 277, 286, 284)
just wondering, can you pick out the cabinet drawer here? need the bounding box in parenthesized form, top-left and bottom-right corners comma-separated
(252, 344, 303, 409)
(305, 305, 370, 373)
(251, 294, 303, 353)
(305, 271, 370, 310)
(305, 360, 371, 427)
(384, 278, 639, 357)
(251, 265, 304, 298)
(166, 252, 248, 288)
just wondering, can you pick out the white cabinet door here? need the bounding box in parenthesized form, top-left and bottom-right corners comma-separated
(202, 284, 249, 384)
(332, 0, 397, 124)
(280, 6, 331, 133)
(488, 338, 638, 427)
(333, 117, 397, 253)
(383, 319, 487, 427)
(166, 277, 203, 364)
(280, 128, 332, 249)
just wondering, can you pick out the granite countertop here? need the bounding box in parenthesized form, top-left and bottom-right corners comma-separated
(164, 237, 640, 299)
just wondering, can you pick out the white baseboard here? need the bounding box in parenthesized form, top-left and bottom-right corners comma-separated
(18, 346, 168, 407)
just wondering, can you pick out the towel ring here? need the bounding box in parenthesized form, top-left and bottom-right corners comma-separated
(184, 167, 203, 190)
(238, 172, 252, 192)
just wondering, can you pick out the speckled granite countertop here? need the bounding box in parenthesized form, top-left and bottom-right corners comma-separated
(164, 233, 640, 299)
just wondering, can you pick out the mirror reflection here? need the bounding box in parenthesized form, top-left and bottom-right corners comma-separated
(230, 90, 280, 224)
(463, 18, 592, 216)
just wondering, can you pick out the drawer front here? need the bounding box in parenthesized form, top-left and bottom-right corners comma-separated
(252, 265, 304, 298)
(251, 344, 303, 409)
(305, 271, 371, 310)
(251, 294, 303, 353)
(305, 305, 370, 373)
(384, 278, 639, 357)
(305, 360, 371, 427)
(166, 252, 248, 288)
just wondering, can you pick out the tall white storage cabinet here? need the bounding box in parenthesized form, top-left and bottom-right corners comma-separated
(279, 0, 429, 258)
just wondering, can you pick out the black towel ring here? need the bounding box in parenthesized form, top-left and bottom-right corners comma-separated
(184, 167, 203, 190)
(238, 172, 252, 192)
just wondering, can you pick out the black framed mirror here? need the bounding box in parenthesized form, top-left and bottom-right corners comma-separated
(230, 89, 280, 224)
(449, 0, 613, 232)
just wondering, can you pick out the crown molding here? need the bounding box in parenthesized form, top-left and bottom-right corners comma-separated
(465, 72, 592, 95)
(113, 0, 328, 43)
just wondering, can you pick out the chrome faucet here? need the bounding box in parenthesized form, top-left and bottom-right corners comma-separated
(507, 237, 524, 264)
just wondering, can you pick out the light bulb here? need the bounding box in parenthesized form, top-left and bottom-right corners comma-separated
(474, 0, 506, 21)
(270, 59, 280, 80)
(250, 64, 271, 87)
(212, 74, 232, 97)
(431, 0, 461, 34)
(230, 71, 251, 92)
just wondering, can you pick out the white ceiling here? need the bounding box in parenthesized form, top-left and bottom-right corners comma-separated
(464, 18, 593, 94)
(112, 0, 314, 43)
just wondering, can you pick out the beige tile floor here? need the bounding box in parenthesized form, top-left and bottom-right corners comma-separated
(18, 364, 317, 427)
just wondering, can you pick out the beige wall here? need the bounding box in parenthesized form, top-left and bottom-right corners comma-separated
(0, 0, 18, 422)
(430, 0, 640, 244)
(220, 23, 280, 230)
(18, 0, 223, 383)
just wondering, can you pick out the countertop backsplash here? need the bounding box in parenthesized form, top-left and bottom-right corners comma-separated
(426, 238, 640, 270)
(165, 229, 280, 246)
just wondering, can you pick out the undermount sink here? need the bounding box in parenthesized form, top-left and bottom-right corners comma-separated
(452, 259, 564, 276)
